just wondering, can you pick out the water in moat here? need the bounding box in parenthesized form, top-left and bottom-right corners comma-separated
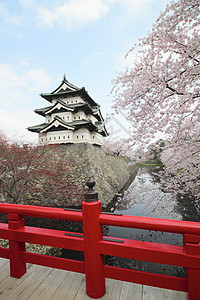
(62, 166, 200, 278)
(104, 166, 200, 278)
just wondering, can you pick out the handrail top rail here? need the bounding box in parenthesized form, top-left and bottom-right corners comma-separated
(0, 203, 82, 222)
(0, 203, 200, 235)
(100, 213, 200, 235)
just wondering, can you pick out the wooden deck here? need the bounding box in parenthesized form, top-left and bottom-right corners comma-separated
(0, 258, 187, 300)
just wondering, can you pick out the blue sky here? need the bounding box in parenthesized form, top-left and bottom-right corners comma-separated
(0, 0, 170, 143)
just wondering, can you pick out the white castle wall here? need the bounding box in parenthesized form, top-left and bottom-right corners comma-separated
(39, 92, 104, 146)
(39, 128, 103, 146)
(52, 96, 85, 105)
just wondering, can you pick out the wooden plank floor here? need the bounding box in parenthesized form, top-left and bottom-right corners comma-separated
(0, 258, 187, 300)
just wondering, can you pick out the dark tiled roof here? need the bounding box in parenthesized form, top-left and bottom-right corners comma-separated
(27, 123, 47, 132)
(34, 106, 52, 116)
(35, 100, 98, 116)
(52, 77, 80, 94)
(40, 88, 98, 107)
(28, 117, 100, 133)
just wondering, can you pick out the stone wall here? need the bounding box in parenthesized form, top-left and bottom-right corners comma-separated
(28, 143, 136, 208)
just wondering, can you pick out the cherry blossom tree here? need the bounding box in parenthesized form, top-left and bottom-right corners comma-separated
(0, 134, 73, 205)
(104, 138, 135, 157)
(104, 139, 128, 156)
(145, 139, 165, 165)
(112, 0, 200, 206)
(0, 134, 44, 203)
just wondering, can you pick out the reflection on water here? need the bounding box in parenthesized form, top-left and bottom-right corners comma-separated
(105, 166, 200, 278)
(110, 167, 182, 219)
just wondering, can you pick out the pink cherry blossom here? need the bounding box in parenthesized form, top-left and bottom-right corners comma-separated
(111, 0, 200, 207)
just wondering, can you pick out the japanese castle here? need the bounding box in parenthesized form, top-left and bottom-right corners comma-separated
(28, 75, 108, 146)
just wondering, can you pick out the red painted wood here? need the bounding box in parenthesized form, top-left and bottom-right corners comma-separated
(184, 234, 200, 244)
(100, 214, 200, 235)
(22, 251, 85, 274)
(82, 200, 106, 299)
(0, 224, 84, 251)
(8, 214, 23, 221)
(99, 238, 200, 269)
(185, 244, 200, 256)
(8, 214, 26, 278)
(187, 269, 200, 300)
(184, 234, 200, 300)
(9, 240, 26, 278)
(0, 246, 9, 259)
(0, 202, 199, 299)
(8, 219, 25, 230)
(104, 265, 187, 292)
(0, 203, 82, 222)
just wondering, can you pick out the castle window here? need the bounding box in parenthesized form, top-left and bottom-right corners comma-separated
(54, 137, 56, 140)
(76, 100, 77, 103)
(93, 136, 95, 139)
(67, 116, 69, 119)
(68, 135, 70, 139)
(59, 136, 60, 139)
(77, 136, 79, 139)
(82, 135, 84, 139)
(79, 116, 81, 119)
(41, 138, 43, 142)
(74, 117, 76, 120)
(63, 136, 65, 139)
(49, 137, 51, 140)
(63, 116, 65, 119)
(71, 100, 73, 103)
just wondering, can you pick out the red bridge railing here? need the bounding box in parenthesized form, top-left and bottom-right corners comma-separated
(0, 179, 199, 299)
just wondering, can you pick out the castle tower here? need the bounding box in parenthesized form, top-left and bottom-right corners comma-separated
(28, 75, 108, 146)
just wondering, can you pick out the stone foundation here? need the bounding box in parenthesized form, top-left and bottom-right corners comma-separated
(26, 143, 136, 208)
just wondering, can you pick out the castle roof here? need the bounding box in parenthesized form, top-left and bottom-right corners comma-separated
(52, 74, 80, 93)
(27, 122, 47, 132)
(35, 99, 95, 116)
(28, 75, 108, 141)
(40, 77, 98, 107)
(27, 116, 101, 134)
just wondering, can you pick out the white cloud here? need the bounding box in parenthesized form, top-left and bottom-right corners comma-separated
(20, 61, 30, 67)
(0, 1, 21, 25)
(0, 64, 52, 141)
(35, 0, 154, 30)
(106, 0, 154, 15)
(37, 0, 109, 30)
(18, 0, 158, 31)
(1, 89, 30, 106)
(0, 64, 52, 104)
(0, 107, 38, 142)
(0, 64, 24, 90)
(83, 58, 92, 65)
(25, 69, 52, 92)
(19, 0, 36, 9)
(2, 0, 160, 33)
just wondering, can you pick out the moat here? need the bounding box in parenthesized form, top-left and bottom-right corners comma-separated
(62, 166, 200, 278)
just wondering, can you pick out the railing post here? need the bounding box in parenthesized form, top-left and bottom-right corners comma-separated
(8, 214, 26, 278)
(184, 234, 200, 300)
(82, 179, 106, 299)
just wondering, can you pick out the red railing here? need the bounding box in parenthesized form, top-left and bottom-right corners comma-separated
(0, 179, 199, 299)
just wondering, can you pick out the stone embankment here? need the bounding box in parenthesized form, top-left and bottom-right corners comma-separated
(28, 143, 137, 208)
(0, 143, 137, 253)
